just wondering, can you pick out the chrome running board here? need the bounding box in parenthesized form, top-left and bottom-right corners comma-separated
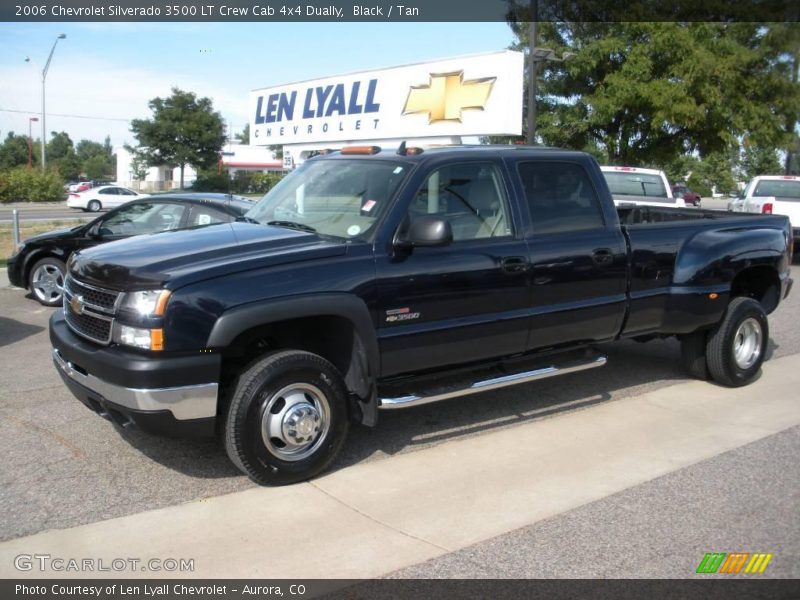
(379, 354, 607, 410)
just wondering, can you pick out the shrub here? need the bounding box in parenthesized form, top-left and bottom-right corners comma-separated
(192, 169, 284, 195)
(0, 168, 64, 203)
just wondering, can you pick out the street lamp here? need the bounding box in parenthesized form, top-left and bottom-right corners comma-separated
(526, 1, 573, 144)
(26, 33, 66, 171)
(28, 117, 39, 169)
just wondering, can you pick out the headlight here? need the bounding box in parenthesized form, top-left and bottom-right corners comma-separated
(120, 289, 171, 316)
(112, 324, 164, 351)
(114, 289, 170, 351)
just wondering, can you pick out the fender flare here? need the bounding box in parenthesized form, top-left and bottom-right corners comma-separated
(207, 293, 380, 426)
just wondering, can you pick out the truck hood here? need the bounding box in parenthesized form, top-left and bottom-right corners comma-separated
(68, 222, 348, 290)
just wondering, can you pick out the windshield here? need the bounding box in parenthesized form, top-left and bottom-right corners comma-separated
(246, 159, 410, 239)
(753, 180, 800, 201)
(603, 171, 668, 198)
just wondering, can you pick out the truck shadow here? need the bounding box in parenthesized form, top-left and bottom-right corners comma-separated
(0, 316, 45, 348)
(115, 335, 779, 481)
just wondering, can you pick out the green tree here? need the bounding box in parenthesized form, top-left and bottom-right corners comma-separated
(0, 132, 34, 169)
(76, 139, 113, 179)
(235, 124, 250, 144)
(130, 88, 226, 188)
(507, 21, 800, 167)
(740, 145, 782, 179)
(47, 131, 80, 180)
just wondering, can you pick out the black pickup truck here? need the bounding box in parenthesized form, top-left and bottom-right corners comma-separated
(49, 145, 794, 485)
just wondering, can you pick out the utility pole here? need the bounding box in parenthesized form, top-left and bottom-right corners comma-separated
(526, 0, 538, 145)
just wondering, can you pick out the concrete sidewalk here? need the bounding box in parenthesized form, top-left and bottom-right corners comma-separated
(1, 354, 798, 579)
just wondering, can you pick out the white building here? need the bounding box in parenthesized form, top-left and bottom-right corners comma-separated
(115, 143, 283, 192)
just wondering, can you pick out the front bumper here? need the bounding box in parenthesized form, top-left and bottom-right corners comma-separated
(6, 254, 24, 288)
(50, 312, 220, 437)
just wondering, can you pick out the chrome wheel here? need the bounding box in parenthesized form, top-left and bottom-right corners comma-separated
(733, 317, 762, 370)
(260, 383, 330, 462)
(31, 263, 64, 304)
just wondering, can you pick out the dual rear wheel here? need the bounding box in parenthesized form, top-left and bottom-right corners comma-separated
(681, 297, 768, 387)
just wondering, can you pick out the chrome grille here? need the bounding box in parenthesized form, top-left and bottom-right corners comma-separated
(65, 277, 120, 313)
(63, 276, 119, 345)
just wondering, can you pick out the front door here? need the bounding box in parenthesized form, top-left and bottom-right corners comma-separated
(376, 160, 531, 378)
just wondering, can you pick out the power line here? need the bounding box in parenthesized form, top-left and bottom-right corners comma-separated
(0, 108, 130, 122)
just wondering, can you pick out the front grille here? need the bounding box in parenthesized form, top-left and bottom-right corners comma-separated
(65, 278, 120, 312)
(63, 276, 118, 345)
(64, 306, 112, 344)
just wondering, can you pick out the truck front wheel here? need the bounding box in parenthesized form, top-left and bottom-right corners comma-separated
(705, 297, 768, 387)
(224, 350, 350, 485)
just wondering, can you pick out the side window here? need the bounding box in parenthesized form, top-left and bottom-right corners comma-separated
(517, 162, 605, 235)
(408, 162, 513, 241)
(188, 205, 233, 227)
(99, 188, 117, 195)
(99, 203, 186, 236)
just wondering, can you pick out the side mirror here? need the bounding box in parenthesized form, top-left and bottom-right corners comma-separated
(396, 216, 453, 248)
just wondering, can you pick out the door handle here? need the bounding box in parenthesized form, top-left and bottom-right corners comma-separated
(501, 256, 529, 273)
(592, 248, 614, 267)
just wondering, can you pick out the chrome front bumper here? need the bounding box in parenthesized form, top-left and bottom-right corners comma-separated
(53, 348, 218, 421)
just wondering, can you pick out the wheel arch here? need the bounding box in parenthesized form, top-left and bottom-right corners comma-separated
(208, 294, 379, 426)
(730, 264, 781, 314)
(23, 248, 70, 288)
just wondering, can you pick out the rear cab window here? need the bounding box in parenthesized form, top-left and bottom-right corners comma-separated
(603, 170, 668, 199)
(753, 179, 800, 201)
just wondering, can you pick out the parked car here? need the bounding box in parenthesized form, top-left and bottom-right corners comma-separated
(7, 193, 254, 306)
(49, 145, 792, 486)
(67, 185, 149, 212)
(671, 183, 702, 207)
(600, 166, 686, 208)
(732, 175, 800, 243)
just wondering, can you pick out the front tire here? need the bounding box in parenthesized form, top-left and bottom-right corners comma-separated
(224, 350, 350, 485)
(29, 257, 66, 306)
(706, 297, 768, 387)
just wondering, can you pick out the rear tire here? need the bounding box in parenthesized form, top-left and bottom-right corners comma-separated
(224, 350, 350, 485)
(680, 331, 709, 380)
(705, 297, 768, 387)
(87, 200, 101, 212)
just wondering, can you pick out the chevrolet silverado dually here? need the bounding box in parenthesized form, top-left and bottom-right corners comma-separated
(50, 145, 794, 485)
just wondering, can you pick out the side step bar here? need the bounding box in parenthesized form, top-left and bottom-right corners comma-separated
(379, 354, 607, 410)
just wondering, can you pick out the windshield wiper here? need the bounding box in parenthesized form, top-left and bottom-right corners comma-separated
(266, 220, 317, 233)
(236, 216, 260, 224)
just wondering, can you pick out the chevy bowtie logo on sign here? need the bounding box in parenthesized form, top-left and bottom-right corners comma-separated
(249, 50, 522, 146)
(696, 552, 773, 575)
(403, 71, 496, 124)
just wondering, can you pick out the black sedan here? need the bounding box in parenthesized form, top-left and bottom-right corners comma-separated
(7, 193, 254, 306)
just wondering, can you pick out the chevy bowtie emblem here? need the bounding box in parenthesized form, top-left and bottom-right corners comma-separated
(70, 294, 85, 315)
(402, 71, 496, 124)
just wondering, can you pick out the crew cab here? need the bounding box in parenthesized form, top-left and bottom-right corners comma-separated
(600, 165, 686, 208)
(730, 175, 800, 242)
(49, 146, 793, 485)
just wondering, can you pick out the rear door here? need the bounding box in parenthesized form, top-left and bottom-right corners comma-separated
(512, 159, 628, 350)
(375, 159, 531, 377)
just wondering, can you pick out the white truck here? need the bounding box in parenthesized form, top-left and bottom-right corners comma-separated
(600, 166, 686, 208)
(730, 175, 800, 242)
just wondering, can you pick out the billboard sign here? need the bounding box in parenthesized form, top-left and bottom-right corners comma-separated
(249, 50, 523, 145)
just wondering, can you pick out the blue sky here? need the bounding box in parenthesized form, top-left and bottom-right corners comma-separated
(0, 22, 514, 148)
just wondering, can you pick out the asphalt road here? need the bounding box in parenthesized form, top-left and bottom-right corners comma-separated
(0, 264, 798, 543)
(388, 426, 799, 579)
(0, 204, 94, 222)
